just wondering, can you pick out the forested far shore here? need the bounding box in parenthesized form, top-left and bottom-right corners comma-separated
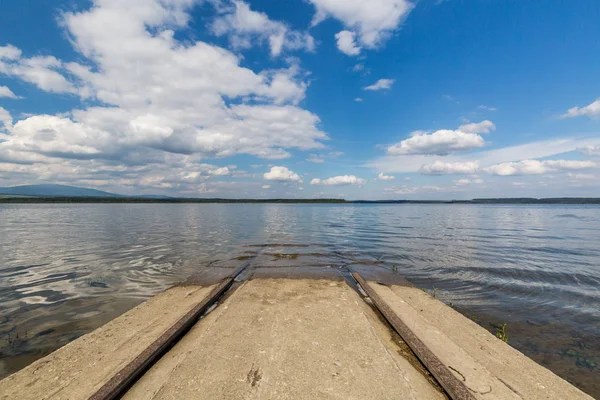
(1, 197, 600, 204)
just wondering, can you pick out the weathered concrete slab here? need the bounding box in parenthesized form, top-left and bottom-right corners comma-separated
(0, 284, 218, 400)
(363, 280, 593, 400)
(124, 278, 445, 400)
(251, 266, 345, 281)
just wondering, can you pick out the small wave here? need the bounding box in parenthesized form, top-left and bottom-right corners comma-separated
(554, 213, 585, 220)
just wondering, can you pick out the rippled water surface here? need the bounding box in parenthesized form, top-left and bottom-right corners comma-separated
(1, 204, 599, 396)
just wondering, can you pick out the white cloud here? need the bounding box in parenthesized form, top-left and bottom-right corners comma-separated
(477, 105, 497, 112)
(579, 145, 600, 157)
(484, 160, 597, 176)
(0, 48, 77, 94)
(372, 136, 600, 174)
(387, 121, 494, 157)
(211, 0, 315, 57)
(0, 107, 12, 129)
(263, 166, 302, 182)
(0, 86, 19, 99)
(335, 30, 361, 55)
(420, 161, 480, 175)
(451, 178, 483, 186)
(0, 0, 330, 191)
(354, 97, 363, 102)
(378, 172, 395, 180)
(310, 175, 365, 185)
(352, 64, 364, 72)
(0, 44, 22, 60)
(561, 99, 600, 119)
(209, 167, 232, 176)
(308, 0, 413, 48)
(458, 120, 495, 134)
(388, 130, 485, 156)
(364, 78, 394, 91)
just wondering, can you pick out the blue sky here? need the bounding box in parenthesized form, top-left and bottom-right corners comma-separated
(0, 0, 599, 199)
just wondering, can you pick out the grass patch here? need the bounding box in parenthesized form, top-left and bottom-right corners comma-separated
(496, 323, 509, 343)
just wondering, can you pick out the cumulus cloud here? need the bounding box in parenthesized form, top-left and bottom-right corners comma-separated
(388, 131, 483, 156)
(0, 0, 330, 192)
(364, 78, 394, 91)
(561, 99, 600, 119)
(335, 30, 361, 55)
(354, 97, 363, 102)
(371, 137, 600, 174)
(0, 152, 255, 196)
(0, 86, 18, 98)
(263, 166, 302, 182)
(308, 0, 413, 49)
(453, 178, 483, 186)
(0, 107, 12, 129)
(0, 48, 77, 94)
(579, 145, 600, 157)
(387, 121, 494, 156)
(419, 161, 480, 175)
(378, 172, 395, 180)
(310, 175, 365, 185)
(209, 167, 232, 176)
(477, 105, 497, 111)
(211, 0, 315, 57)
(484, 160, 597, 176)
(458, 120, 495, 134)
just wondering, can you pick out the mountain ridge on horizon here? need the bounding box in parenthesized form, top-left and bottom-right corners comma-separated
(0, 184, 121, 198)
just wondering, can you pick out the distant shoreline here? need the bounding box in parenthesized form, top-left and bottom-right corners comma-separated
(1, 197, 600, 204)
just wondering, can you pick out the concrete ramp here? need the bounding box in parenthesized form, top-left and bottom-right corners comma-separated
(124, 278, 444, 400)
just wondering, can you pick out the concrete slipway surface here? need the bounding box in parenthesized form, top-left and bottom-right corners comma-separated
(0, 270, 593, 400)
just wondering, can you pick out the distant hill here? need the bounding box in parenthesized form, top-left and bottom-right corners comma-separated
(0, 184, 121, 198)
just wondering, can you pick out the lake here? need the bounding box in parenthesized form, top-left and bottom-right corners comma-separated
(0, 203, 599, 397)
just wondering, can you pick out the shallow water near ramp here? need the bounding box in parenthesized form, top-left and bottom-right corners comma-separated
(0, 203, 599, 397)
